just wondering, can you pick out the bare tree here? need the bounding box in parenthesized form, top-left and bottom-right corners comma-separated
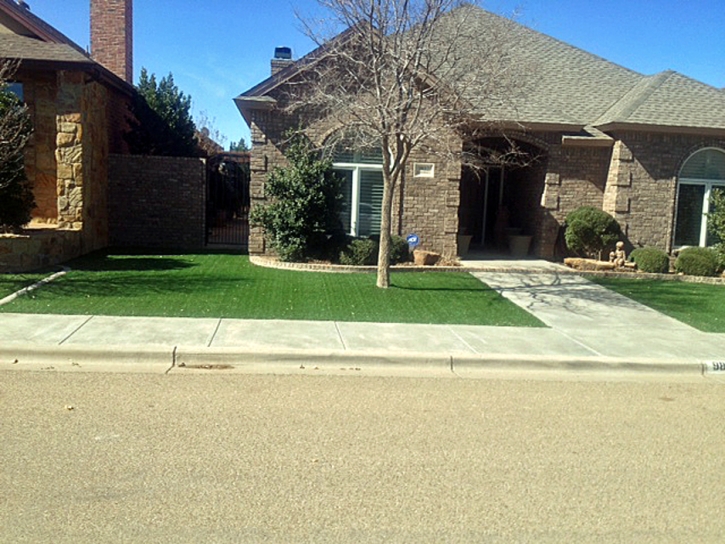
(285, 0, 527, 287)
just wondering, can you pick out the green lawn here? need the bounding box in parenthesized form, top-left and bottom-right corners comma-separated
(592, 276, 725, 333)
(0, 272, 48, 300)
(0, 251, 543, 326)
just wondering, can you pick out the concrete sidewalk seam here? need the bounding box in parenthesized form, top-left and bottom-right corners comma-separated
(334, 321, 348, 351)
(59, 315, 94, 345)
(207, 318, 223, 348)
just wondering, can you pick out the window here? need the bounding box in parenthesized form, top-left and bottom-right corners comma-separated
(413, 162, 435, 178)
(674, 148, 725, 247)
(332, 144, 383, 237)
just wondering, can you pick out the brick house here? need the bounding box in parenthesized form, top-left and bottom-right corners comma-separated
(235, 6, 725, 260)
(0, 0, 135, 271)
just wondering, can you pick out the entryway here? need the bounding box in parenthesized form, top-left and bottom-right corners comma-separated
(458, 137, 547, 256)
(206, 152, 250, 249)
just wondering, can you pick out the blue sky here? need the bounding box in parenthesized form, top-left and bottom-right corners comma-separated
(27, 0, 725, 149)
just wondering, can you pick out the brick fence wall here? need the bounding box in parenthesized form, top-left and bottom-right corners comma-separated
(109, 154, 206, 249)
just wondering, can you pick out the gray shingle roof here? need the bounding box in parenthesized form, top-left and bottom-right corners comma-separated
(241, 5, 725, 132)
(594, 71, 725, 130)
(0, 33, 92, 64)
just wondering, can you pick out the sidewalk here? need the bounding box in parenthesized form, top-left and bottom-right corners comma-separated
(1, 260, 724, 378)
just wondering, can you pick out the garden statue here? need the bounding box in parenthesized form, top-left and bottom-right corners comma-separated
(609, 241, 627, 267)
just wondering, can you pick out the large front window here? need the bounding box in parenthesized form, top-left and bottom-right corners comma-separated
(332, 145, 383, 237)
(674, 148, 725, 247)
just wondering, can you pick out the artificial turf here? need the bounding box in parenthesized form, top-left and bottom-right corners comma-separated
(592, 276, 725, 333)
(0, 251, 543, 326)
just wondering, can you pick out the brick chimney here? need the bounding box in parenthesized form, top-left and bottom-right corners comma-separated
(271, 47, 293, 76)
(90, 0, 133, 84)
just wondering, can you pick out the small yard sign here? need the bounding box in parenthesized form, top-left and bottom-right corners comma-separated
(406, 234, 420, 248)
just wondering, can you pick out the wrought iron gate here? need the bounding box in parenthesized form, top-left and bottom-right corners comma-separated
(206, 152, 250, 248)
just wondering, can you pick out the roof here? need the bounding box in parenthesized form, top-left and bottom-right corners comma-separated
(0, 33, 92, 65)
(0, 0, 134, 95)
(237, 5, 725, 134)
(594, 71, 725, 132)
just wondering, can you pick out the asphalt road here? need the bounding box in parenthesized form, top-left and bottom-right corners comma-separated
(1, 371, 723, 543)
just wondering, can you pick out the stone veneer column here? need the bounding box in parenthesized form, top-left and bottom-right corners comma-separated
(55, 72, 84, 229)
(603, 140, 633, 236)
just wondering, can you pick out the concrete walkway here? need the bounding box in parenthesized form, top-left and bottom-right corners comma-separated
(1, 260, 724, 378)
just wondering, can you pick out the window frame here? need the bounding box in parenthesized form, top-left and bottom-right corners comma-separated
(333, 161, 383, 237)
(674, 147, 725, 248)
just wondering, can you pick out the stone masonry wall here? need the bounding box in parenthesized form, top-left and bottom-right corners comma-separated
(108, 154, 206, 249)
(21, 70, 58, 222)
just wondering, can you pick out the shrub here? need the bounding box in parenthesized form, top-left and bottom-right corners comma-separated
(629, 247, 670, 274)
(674, 246, 718, 277)
(339, 238, 378, 265)
(711, 243, 725, 273)
(0, 82, 34, 232)
(250, 134, 343, 262)
(389, 235, 410, 265)
(338, 235, 409, 266)
(564, 206, 621, 259)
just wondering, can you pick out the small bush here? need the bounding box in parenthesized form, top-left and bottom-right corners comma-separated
(339, 238, 378, 266)
(389, 235, 410, 265)
(674, 246, 718, 277)
(710, 243, 725, 273)
(629, 247, 670, 274)
(564, 206, 621, 259)
(338, 235, 410, 266)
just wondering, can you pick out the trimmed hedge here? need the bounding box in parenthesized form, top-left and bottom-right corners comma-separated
(338, 235, 410, 266)
(564, 206, 621, 259)
(629, 247, 670, 274)
(674, 247, 719, 277)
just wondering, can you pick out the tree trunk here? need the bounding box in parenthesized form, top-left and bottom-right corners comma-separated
(376, 176, 395, 289)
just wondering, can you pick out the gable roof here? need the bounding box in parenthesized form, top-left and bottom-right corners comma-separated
(238, 5, 725, 135)
(594, 70, 725, 133)
(0, 0, 133, 94)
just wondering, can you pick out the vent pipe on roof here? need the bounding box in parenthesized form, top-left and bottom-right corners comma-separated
(17, 1, 30, 9)
(271, 46, 293, 76)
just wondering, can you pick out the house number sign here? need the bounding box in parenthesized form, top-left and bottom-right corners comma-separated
(705, 361, 725, 374)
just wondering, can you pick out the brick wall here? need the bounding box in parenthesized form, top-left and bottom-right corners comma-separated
(108, 154, 206, 249)
(604, 132, 725, 252)
(91, 0, 133, 84)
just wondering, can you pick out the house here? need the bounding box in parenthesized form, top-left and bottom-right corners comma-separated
(235, 6, 725, 260)
(0, 0, 135, 271)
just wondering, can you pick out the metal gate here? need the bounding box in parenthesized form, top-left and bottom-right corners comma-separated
(206, 152, 250, 248)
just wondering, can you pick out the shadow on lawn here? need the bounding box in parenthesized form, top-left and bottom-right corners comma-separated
(67, 252, 198, 273)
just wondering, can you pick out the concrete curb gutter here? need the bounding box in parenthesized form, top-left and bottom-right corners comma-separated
(0, 343, 709, 379)
(0, 343, 174, 372)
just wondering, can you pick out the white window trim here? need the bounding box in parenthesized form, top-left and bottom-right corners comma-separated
(676, 178, 725, 247)
(334, 162, 383, 237)
(413, 162, 435, 178)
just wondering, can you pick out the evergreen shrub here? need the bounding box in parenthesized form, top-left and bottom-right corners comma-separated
(629, 247, 670, 274)
(564, 206, 621, 259)
(674, 246, 718, 277)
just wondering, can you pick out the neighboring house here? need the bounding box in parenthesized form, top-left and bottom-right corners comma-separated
(0, 0, 134, 271)
(235, 6, 725, 259)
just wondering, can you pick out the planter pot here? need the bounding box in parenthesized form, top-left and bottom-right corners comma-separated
(457, 234, 473, 257)
(508, 235, 532, 258)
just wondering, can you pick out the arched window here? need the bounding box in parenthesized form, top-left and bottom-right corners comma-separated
(331, 140, 384, 237)
(674, 148, 725, 247)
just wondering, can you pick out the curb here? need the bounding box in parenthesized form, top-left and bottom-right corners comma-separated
(0, 343, 708, 379)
